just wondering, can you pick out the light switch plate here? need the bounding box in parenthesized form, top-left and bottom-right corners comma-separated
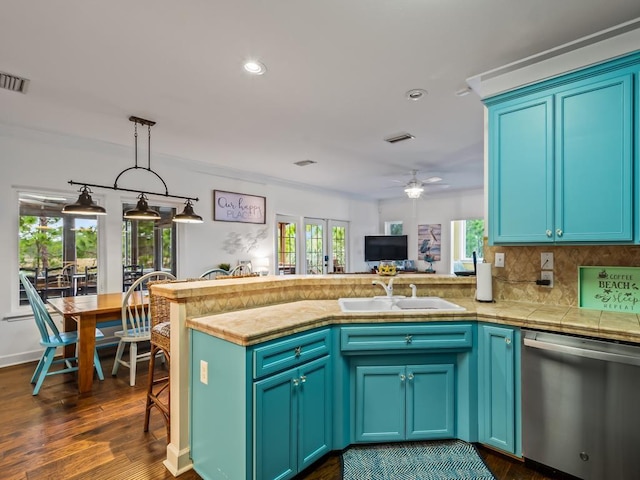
(495, 252, 505, 268)
(541, 252, 554, 270)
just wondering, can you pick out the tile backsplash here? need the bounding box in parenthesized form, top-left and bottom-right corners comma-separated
(483, 242, 640, 306)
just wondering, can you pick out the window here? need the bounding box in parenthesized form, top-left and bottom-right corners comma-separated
(277, 219, 297, 275)
(19, 191, 99, 304)
(122, 203, 176, 290)
(305, 220, 324, 274)
(331, 223, 347, 273)
(451, 218, 484, 273)
(385, 221, 403, 235)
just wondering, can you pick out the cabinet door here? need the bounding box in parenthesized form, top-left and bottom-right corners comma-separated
(406, 364, 455, 440)
(355, 365, 405, 442)
(255, 368, 297, 480)
(478, 325, 515, 453)
(489, 94, 554, 243)
(555, 73, 633, 242)
(298, 356, 332, 471)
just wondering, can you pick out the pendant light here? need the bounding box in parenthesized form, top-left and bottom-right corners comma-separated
(61, 185, 107, 215)
(124, 193, 161, 220)
(173, 199, 203, 223)
(64, 116, 201, 223)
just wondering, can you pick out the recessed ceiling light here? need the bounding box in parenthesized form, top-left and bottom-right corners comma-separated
(243, 60, 267, 75)
(406, 89, 428, 101)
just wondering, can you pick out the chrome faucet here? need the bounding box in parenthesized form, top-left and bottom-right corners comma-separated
(409, 283, 417, 298)
(372, 278, 395, 297)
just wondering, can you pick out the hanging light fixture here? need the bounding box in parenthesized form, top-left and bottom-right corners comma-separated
(124, 193, 161, 220)
(173, 199, 204, 223)
(61, 185, 107, 215)
(64, 116, 201, 223)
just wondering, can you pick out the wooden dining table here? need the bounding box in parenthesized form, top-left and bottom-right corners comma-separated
(47, 292, 145, 393)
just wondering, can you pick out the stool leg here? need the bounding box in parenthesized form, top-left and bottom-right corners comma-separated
(143, 344, 157, 433)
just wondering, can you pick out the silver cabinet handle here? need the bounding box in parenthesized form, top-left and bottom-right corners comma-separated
(400, 374, 406, 382)
(299, 375, 306, 383)
(505, 337, 512, 345)
(292, 378, 299, 386)
(556, 228, 563, 237)
(408, 373, 414, 381)
(294, 346, 302, 358)
(405, 334, 412, 344)
(546, 229, 552, 237)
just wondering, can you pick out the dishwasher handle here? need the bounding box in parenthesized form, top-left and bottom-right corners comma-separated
(523, 337, 640, 367)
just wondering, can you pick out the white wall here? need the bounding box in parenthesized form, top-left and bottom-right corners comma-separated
(0, 124, 379, 366)
(378, 189, 485, 274)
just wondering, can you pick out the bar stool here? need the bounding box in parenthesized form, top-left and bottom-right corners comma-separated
(144, 278, 207, 441)
(144, 280, 172, 440)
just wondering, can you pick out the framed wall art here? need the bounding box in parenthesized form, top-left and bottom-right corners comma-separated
(213, 190, 266, 224)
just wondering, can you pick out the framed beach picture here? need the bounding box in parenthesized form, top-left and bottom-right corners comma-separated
(213, 190, 266, 224)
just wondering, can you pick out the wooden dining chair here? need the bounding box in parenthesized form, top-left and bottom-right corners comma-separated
(199, 267, 230, 279)
(112, 271, 176, 386)
(19, 272, 104, 395)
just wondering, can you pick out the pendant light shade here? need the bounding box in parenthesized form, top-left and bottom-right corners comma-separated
(173, 199, 204, 223)
(124, 193, 161, 220)
(62, 186, 107, 215)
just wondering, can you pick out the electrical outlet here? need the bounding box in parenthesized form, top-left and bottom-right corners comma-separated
(540, 271, 554, 288)
(541, 252, 554, 270)
(200, 360, 208, 385)
(495, 252, 505, 268)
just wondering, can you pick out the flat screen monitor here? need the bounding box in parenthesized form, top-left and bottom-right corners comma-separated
(364, 235, 408, 262)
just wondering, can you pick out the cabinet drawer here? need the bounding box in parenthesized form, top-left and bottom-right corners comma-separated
(253, 329, 330, 379)
(341, 324, 472, 352)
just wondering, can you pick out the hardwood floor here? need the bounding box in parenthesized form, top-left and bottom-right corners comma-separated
(0, 351, 561, 480)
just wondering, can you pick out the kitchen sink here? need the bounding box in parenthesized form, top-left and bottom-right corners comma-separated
(338, 296, 465, 313)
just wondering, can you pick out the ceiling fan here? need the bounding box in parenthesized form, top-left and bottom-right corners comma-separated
(398, 170, 449, 199)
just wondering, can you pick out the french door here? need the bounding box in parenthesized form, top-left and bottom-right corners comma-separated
(276, 216, 348, 275)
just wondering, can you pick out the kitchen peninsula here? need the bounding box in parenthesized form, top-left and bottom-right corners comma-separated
(151, 274, 640, 479)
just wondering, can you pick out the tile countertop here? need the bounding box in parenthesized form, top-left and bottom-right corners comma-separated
(186, 297, 640, 347)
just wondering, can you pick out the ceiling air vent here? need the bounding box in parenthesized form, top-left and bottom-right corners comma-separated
(384, 133, 414, 144)
(294, 160, 317, 167)
(0, 72, 29, 94)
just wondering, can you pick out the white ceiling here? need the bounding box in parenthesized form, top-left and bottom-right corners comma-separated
(2, 1, 640, 200)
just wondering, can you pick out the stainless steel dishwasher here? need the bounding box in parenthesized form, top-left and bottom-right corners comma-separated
(522, 329, 640, 480)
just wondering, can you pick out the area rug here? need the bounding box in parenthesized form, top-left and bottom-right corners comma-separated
(342, 440, 495, 480)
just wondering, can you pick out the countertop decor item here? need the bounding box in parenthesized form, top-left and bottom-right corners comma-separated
(342, 440, 495, 480)
(63, 116, 202, 223)
(377, 260, 397, 276)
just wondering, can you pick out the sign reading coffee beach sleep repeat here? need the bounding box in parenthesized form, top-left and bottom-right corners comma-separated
(579, 266, 640, 313)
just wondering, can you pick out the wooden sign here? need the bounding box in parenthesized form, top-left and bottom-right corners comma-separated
(579, 266, 640, 313)
(213, 190, 266, 224)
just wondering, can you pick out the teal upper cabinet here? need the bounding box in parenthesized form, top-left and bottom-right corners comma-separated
(490, 94, 554, 243)
(488, 60, 635, 244)
(555, 74, 632, 242)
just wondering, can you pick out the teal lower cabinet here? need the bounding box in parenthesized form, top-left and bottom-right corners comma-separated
(355, 363, 455, 442)
(191, 321, 524, 479)
(254, 356, 332, 480)
(477, 323, 522, 456)
(190, 328, 332, 480)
